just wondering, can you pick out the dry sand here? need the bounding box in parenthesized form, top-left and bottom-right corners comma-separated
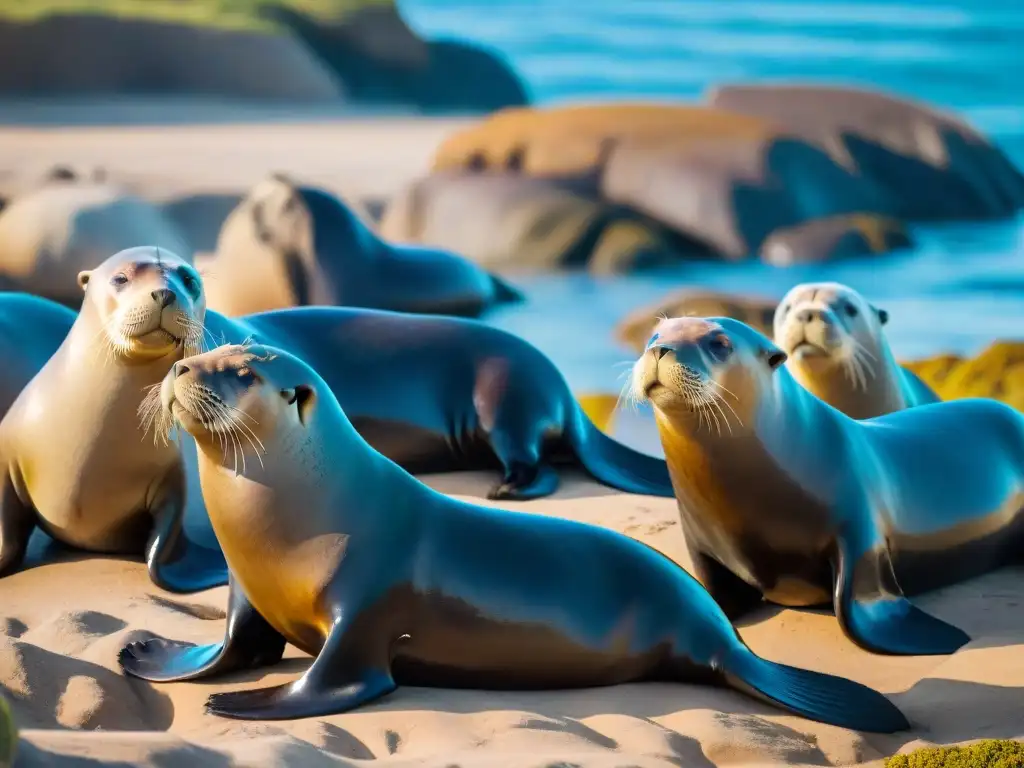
(1, 470, 1022, 767)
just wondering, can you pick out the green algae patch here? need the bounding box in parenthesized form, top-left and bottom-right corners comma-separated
(886, 741, 1024, 768)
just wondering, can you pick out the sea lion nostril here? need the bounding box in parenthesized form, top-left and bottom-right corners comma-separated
(656, 347, 671, 360)
(175, 363, 190, 378)
(152, 289, 176, 308)
(797, 308, 816, 323)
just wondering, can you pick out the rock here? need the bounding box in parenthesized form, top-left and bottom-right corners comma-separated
(0, 14, 344, 101)
(0, 4, 528, 112)
(708, 84, 1024, 221)
(379, 171, 692, 274)
(601, 135, 896, 260)
(759, 214, 912, 266)
(431, 104, 774, 179)
(615, 289, 778, 353)
(904, 342, 1024, 411)
(431, 104, 912, 262)
(0, 180, 192, 308)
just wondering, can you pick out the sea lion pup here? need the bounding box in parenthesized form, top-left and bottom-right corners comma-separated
(773, 282, 938, 419)
(118, 343, 909, 733)
(628, 315, 1024, 656)
(200, 174, 523, 318)
(0, 247, 224, 591)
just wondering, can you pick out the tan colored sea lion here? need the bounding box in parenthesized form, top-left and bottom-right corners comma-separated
(629, 314, 1024, 656)
(0, 180, 192, 308)
(200, 174, 521, 317)
(118, 342, 908, 733)
(774, 282, 939, 418)
(0, 246, 222, 591)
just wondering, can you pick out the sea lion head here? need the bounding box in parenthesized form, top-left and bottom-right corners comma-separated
(146, 343, 317, 463)
(773, 282, 888, 387)
(629, 315, 787, 429)
(78, 246, 206, 363)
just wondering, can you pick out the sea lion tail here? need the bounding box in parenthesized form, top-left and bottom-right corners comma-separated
(489, 274, 525, 304)
(568, 411, 674, 498)
(719, 644, 909, 733)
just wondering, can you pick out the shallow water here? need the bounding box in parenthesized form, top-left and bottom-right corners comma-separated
(401, 0, 1024, 393)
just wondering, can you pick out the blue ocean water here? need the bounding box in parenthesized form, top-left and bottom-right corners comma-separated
(400, 0, 1024, 393)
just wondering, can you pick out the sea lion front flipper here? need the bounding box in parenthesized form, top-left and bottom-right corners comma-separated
(145, 474, 229, 593)
(488, 462, 560, 501)
(205, 617, 397, 720)
(688, 544, 765, 620)
(833, 520, 970, 656)
(120, 576, 286, 682)
(0, 464, 38, 578)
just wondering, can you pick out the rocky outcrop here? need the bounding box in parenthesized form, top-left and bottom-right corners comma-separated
(708, 84, 1024, 221)
(903, 342, 1024, 411)
(409, 90, 1022, 271)
(380, 171, 694, 274)
(759, 214, 912, 266)
(0, 14, 344, 101)
(615, 290, 778, 352)
(0, 4, 528, 112)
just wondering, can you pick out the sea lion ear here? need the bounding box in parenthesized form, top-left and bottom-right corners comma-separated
(765, 345, 788, 371)
(874, 306, 889, 325)
(77, 270, 92, 290)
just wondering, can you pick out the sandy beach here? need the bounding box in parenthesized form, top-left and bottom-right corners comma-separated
(0, 469, 1020, 767)
(0, 106, 1022, 765)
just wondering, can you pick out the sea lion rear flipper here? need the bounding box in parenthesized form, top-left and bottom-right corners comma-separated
(146, 479, 229, 593)
(205, 617, 397, 720)
(0, 463, 38, 578)
(688, 545, 765, 620)
(488, 462, 560, 501)
(832, 521, 969, 655)
(719, 644, 909, 733)
(120, 576, 285, 682)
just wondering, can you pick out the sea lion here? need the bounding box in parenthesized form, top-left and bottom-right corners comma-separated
(118, 343, 909, 733)
(773, 282, 939, 419)
(0, 179, 192, 308)
(628, 314, 1024, 656)
(0, 248, 225, 592)
(199, 174, 522, 317)
(0, 293, 76, 420)
(0, 247, 667, 590)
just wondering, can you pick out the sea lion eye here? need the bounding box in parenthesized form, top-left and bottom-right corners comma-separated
(111, 273, 128, 287)
(180, 272, 200, 297)
(707, 336, 732, 360)
(844, 303, 859, 318)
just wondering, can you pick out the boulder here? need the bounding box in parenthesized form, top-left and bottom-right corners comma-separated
(431, 104, 775, 179)
(615, 290, 778, 353)
(380, 171, 694, 274)
(708, 84, 1024, 220)
(759, 214, 912, 266)
(601, 135, 896, 259)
